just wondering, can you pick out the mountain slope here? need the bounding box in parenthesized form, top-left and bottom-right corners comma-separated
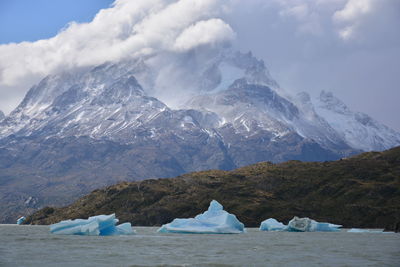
(314, 91, 400, 151)
(187, 79, 352, 153)
(26, 147, 400, 231)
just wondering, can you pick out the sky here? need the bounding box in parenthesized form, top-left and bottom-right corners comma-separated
(0, 0, 114, 43)
(0, 0, 399, 131)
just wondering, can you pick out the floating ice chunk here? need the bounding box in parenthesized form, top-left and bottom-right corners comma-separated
(115, 223, 135, 235)
(348, 228, 380, 233)
(287, 216, 342, 232)
(158, 200, 245, 234)
(315, 223, 342, 232)
(347, 228, 393, 233)
(50, 214, 134, 236)
(17, 216, 26, 225)
(259, 218, 287, 231)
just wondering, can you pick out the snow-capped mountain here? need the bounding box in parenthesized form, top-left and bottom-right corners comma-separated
(0, 110, 4, 121)
(314, 91, 400, 151)
(186, 79, 351, 154)
(0, 50, 399, 223)
(0, 59, 157, 141)
(0, 51, 353, 159)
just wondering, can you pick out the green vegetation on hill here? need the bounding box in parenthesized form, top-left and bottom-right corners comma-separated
(26, 147, 400, 231)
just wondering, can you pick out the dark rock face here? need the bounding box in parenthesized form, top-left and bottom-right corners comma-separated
(26, 147, 400, 231)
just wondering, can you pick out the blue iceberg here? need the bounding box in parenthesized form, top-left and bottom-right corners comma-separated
(158, 200, 245, 234)
(17, 216, 26, 225)
(287, 216, 342, 232)
(259, 218, 287, 231)
(50, 214, 135, 236)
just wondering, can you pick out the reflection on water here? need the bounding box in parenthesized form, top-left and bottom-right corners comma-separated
(0, 225, 399, 266)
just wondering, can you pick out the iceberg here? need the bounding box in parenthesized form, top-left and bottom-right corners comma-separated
(259, 218, 287, 231)
(287, 216, 342, 232)
(50, 214, 135, 236)
(17, 216, 26, 225)
(158, 200, 245, 234)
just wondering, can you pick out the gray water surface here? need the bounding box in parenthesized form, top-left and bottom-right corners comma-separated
(0, 225, 399, 266)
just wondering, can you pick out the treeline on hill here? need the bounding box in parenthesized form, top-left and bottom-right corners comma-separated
(26, 147, 400, 231)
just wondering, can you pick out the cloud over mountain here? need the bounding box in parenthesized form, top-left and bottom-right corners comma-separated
(0, 0, 231, 87)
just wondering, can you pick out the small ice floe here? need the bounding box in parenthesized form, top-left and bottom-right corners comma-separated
(259, 218, 287, 231)
(347, 228, 394, 234)
(158, 200, 245, 234)
(17, 216, 26, 225)
(259, 216, 342, 232)
(50, 214, 134, 236)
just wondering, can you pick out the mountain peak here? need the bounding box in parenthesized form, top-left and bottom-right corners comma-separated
(225, 51, 279, 88)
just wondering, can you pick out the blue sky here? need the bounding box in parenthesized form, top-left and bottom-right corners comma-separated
(0, 0, 114, 44)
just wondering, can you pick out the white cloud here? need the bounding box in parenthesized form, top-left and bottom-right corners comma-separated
(279, 3, 309, 20)
(334, 0, 373, 22)
(0, 0, 230, 87)
(333, 0, 374, 40)
(333, 0, 400, 41)
(174, 19, 235, 51)
(268, 0, 334, 36)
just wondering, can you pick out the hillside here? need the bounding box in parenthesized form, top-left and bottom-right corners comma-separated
(26, 147, 400, 231)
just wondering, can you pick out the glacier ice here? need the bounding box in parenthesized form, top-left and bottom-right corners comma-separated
(50, 214, 134, 236)
(259, 218, 287, 231)
(17, 216, 26, 225)
(114, 222, 136, 235)
(158, 200, 245, 234)
(287, 216, 342, 232)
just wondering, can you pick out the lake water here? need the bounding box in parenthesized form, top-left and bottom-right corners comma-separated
(0, 225, 399, 266)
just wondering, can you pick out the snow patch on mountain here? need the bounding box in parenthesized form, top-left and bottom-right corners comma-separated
(314, 91, 400, 151)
